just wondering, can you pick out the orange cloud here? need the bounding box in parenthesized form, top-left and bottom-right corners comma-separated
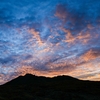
(62, 28, 75, 43)
(17, 65, 70, 78)
(80, 49, 100, 62)
(55, 4, 68, 20)
(61, 28, 91, 45)
(28, 29, 43, 46)
(67, 60, 100, 81)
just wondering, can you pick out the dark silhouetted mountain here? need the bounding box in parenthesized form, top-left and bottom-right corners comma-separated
(0, 74, 100, 100)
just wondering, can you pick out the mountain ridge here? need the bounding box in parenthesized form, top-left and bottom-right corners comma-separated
(0, 74, 100, 100)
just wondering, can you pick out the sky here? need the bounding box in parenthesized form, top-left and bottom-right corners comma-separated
(0, 0, 100, 84)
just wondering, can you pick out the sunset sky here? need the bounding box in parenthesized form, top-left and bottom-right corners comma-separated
(0, 0, 100, 84)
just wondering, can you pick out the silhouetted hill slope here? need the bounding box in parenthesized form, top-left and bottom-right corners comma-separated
(0, 74, 100, 100)
(4, 74, 79, 85)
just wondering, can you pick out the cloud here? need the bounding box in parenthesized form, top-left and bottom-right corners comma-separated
(0, 57, 16, 65)
(0, 0, 100, 85)
(28, 28, 43, 46)
(55, 4, 68, 20)
(80, 48, 100, 62)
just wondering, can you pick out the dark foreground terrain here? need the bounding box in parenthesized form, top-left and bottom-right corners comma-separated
(0, 74, 100, 100)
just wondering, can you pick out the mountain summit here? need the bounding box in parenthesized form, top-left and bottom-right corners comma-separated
(0, 74, 100, 100)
